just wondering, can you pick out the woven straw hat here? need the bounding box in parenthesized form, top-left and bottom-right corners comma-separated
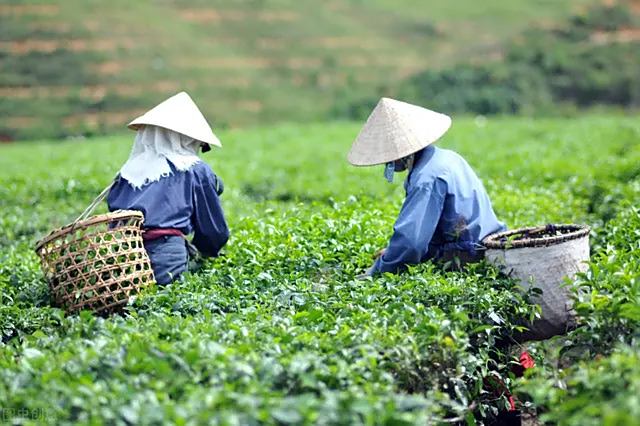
(128, 92, 222, 147)
(348, 97, 451, 166)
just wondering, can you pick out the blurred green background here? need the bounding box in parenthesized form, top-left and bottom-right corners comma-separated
(1, 0, 639, 141)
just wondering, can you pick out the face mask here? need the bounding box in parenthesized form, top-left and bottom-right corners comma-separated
(384, 155, 414, 183)
(384, 162, 395, 183)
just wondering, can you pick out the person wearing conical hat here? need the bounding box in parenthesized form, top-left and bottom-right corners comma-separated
(349, 98, 506, 276)
(107, 92, 229, 285)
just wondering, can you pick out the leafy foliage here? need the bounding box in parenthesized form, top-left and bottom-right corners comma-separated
(0, 116, 639, 424)
(514, 200, 640, 424)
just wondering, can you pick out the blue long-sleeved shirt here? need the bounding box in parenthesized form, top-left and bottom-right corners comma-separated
(372, 146, 505, 274)
(107, 161, 229, 257)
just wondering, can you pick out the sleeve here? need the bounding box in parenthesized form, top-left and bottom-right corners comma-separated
(371, 179, 446, 275)
(191, 166, 230, 257)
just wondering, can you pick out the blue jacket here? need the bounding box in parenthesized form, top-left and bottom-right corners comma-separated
(107, 161, 229, 257)
(372, 146, 505, 274)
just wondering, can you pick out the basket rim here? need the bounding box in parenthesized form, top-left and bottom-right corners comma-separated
(35, 209, 144, 253)
(482, 224, 590, 249)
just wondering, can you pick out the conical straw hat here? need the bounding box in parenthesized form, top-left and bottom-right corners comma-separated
(128, 92, 222, 147)
(348, 97, 451, 166)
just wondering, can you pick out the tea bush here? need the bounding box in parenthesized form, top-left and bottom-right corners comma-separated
(514, 198, 640, 424)
(0, 115, 639, 424)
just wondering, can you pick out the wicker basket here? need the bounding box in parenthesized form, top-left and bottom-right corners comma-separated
(483, 224, 590, 341)
(35, 185, 155, 315)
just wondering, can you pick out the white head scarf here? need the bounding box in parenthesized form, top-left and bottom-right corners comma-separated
(119, 125, 201, 189)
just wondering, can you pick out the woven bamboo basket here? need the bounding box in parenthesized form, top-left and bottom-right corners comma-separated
(482, 224, 590, 341)
(35, 185, 154, 315)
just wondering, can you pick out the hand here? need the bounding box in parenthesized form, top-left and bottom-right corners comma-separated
(356, 265, 375, 280)
(373, 248, 386, 260)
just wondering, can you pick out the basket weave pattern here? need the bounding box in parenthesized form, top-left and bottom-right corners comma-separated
(35, 210, 154, 314)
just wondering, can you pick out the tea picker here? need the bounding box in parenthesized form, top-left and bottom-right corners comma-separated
(347, 98, 591, 342)
(107, 92, 229, 285)
(347, 97, 506, 277)
(35, 92, 229, 314)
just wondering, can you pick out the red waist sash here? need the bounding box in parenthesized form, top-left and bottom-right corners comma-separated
(142, 228, 184, 242)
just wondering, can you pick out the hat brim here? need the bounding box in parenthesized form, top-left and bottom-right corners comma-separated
(127, 91, 223, 147)
(128, 119, 222, 147)
(347, 115, 451, 166)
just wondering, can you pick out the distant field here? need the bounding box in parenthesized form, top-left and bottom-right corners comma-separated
(0, 0, 597, 140)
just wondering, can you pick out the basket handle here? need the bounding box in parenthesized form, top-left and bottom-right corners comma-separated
(72, 180, 116, 227)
